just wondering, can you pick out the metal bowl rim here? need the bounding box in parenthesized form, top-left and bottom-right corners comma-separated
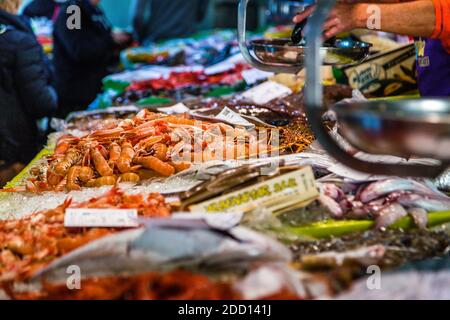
(333, 99, 450, 124)
(250, 38, 373, 52)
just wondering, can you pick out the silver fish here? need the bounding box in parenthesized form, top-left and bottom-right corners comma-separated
(397, 194, 450, 212)
(33, 219, 291, 283)
(435, 168, 450, 192)
(359, 178, 448, 204)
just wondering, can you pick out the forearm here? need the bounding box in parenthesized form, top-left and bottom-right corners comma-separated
(353, 1, 436, 37)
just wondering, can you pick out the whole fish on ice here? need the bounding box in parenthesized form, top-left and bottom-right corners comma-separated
(32, 218, 291, 283)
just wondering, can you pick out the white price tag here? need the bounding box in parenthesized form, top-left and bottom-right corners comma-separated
(241, 69, 274, 85)
(158, 103, 190, 114)
(215, 107, 254, 128)
(164, 196, 181, 205)
(241, 81, 292, 105)
(204, 61, 235, 75)
(64, 208, 139, 228)
(172, 212, 243, 230)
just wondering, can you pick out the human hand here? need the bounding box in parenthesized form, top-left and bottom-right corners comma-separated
(293, 4, 363, 40)
(112, 31, 132, 46)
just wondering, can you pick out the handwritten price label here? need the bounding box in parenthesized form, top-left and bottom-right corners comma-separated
(241, 81, 292, 104)
(189, 166, 318, 214)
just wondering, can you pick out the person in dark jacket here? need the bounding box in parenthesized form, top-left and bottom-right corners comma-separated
(53, 0, 130, 118)
(22, 0, 66, 21)
(0, 1, 57, 186)
(131, 0, 209, 44)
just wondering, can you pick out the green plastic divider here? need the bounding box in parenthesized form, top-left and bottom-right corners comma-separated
(136, 96, 174, 106)
(3, 148, 54, 190)
(102, 79, 130, 94)
(284, 211, 450, 239)
(368, 93, 420, 101)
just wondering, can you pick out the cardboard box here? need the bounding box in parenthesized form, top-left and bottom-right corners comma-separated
(339, 44, 418, 96)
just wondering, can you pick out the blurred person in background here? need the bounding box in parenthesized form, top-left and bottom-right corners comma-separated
(53, 0, 131, 118)
(22, 0, 66, 21)
(0, 0, 58, 186)
(131, 0, 209, 44)
(294, 0, 450, 96)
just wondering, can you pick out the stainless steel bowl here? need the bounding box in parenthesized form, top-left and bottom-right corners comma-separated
(251, 38, 372, 67)
(333, 99, 450, 160)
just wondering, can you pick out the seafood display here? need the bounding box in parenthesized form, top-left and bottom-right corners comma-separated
(292, 229, 450, 271)
(0, 188, 171, 282)
(3, 132, 450, 300)
(5, 110, 284, 193)
(316, 178, 450, 228)
(62, 107, 139, 133)
(110, 57, 253, 106)
(31, 219, 291, 282)
(121, 30, 238, 69)
(2, 23, 449, 301)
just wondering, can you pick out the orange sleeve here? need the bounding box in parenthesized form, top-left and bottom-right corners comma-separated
(431, 0, 450, 52)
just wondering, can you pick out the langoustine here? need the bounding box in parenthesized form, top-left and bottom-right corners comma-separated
(3, 110, 278, 193)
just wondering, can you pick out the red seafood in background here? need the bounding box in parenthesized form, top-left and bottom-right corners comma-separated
(5, 269, 302, 300)
(126, 64, 249, 92)
(6, 270, 239, 300)
(0, 188, 171, 282)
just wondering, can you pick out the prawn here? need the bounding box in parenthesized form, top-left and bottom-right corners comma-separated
(169, 161, 192, 173)
(47, 170, 64, 187)
(66, 166, 82, 191)
(134, 136, 162, 154)
(165, 116, 203, 127)
(91, 148, 113, 177)
(88, 127, 124, 140)
(117, 142, 135, 174)
(79, 166, 94, 183)
(55, 177, 68, 192)
(98, 145, 109, 159)
(119, 173, 140, 183)
(134, 156, 175, 177)
(97, 176, 117, 187)
(151, 143, 168, 161)
(108, 142, 121, 167)
(86, 176, 117, 188)
(54, 140, 71, 155)
(54, 148, 81, 176)
(66, 166, 93, 191)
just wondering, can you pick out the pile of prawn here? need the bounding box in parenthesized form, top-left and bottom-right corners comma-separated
(5, 270, 240, 300)
(0, 187, 171, 282)
(5, 110, 278, 193)
(5, 266, 301, 300)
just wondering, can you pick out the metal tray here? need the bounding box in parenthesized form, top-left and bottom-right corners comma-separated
(333, 99, 450, 160)
(251, 38, 372, 67)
